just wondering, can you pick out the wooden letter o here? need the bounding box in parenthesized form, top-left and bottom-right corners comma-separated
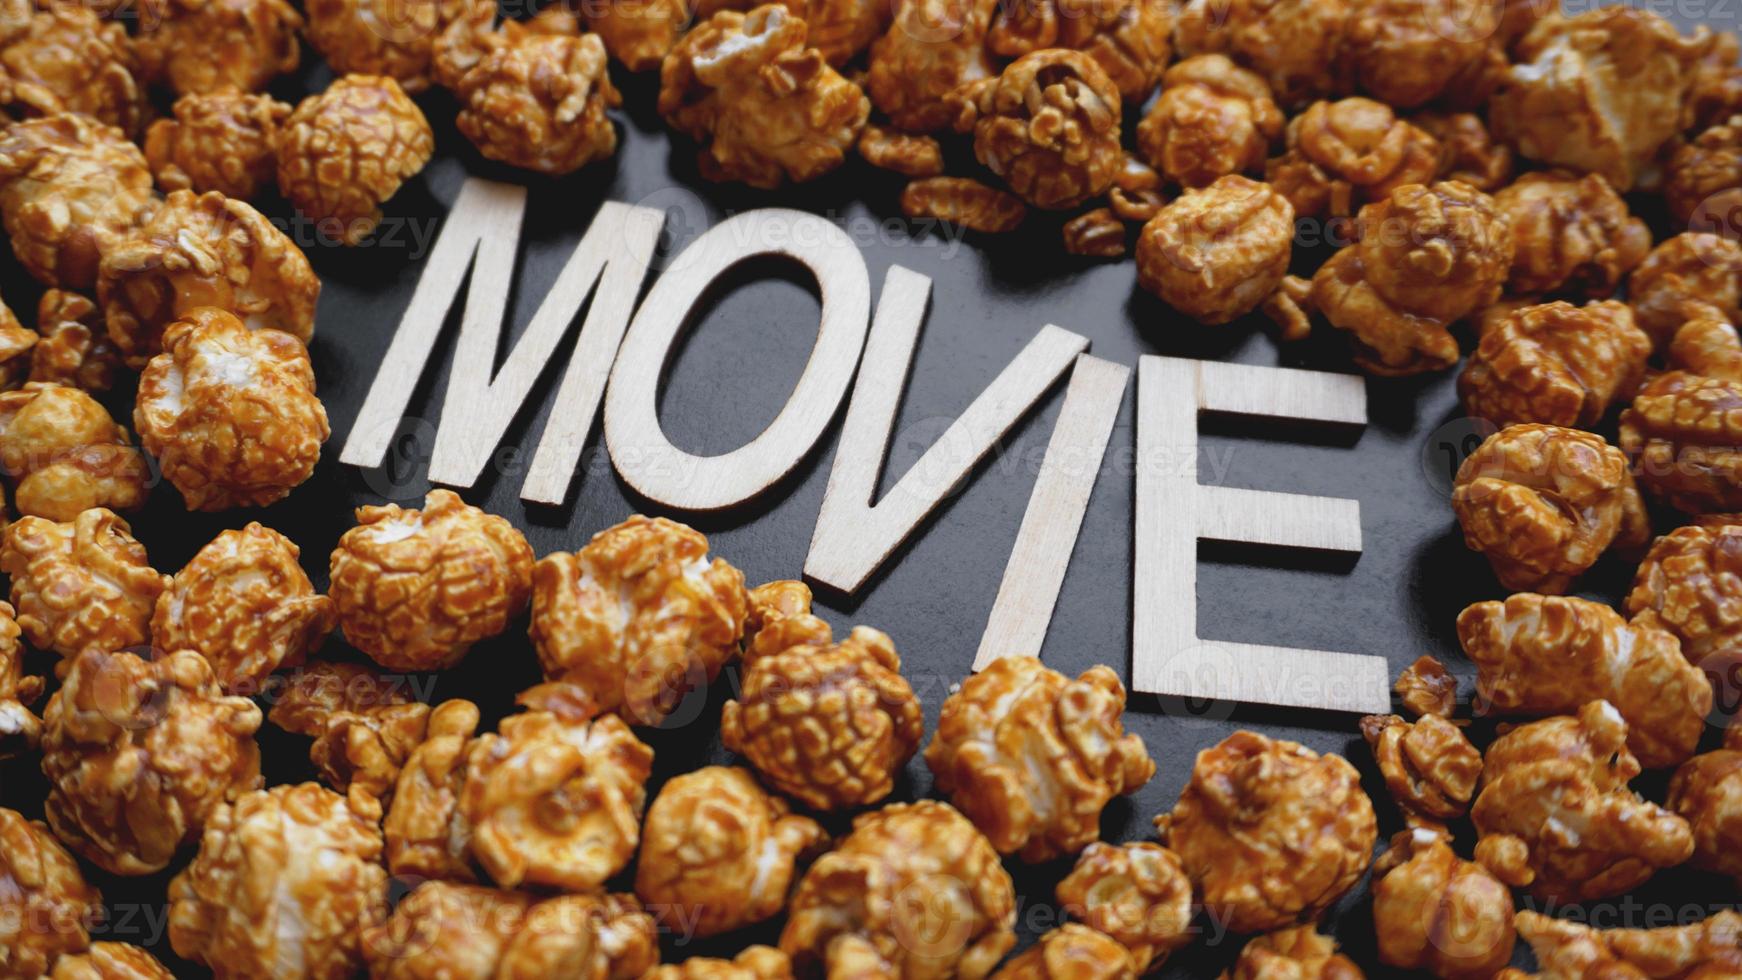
(603, 208, 872, 510)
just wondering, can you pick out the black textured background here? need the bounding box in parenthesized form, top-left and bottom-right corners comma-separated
(1, 3, 1738, 974)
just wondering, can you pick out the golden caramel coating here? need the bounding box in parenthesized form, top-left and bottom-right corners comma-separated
(1136, 55, 1282, 189)
(1267, 99, 1440, 219)
(331, 489, 531, 672)
(1137, 174, 1292, 325)
(1063, 208, 1126, 258)
(1156, 731, 1376, 935)
(584, 0, 690, 71)
(1361, 713, 1482, 828)
(782, 801, 1017, 980)
(42, 648, 263, 875)
(1621, 371, 1742, 515)
(1689, 31, 1742, 134)
(1172, 0, 1347, 108)
(647, 948, 794, 980)
(1055, 842, 1193, 972)
(1629, 233, 1742, 349)
(901, 176, 1027, 233)
(991, 925, 1136, 980)
(380, 699, 481, 881)
(98, 190, 320, 368)
(1492, 8, 1711, 191)
(135, 0, 302, 94)
(1471, 701, 1694, 902)
(1397, 654, 1457, 719)
(635, 766, 826, 937)
(268, 661, 433, 802)
(0, 4, 145, 137)
(0, 114, 156, 291)
(1667, 725, 1742, 885)
(305, 0, 486, 91)
(986, 0, 1170, 102)
(866, 0, 998, 132)
(1627, 524, 1742, 672)
(926, 655, 1154, 861)
(0, 601, 40, 759)
(701, 0, 893, 66)
(1508, 909, 1742, 980)
(277, 75, 434, 245)
(0, 808, 100, 979)
(858, 124, 944, 177)
(957, 49, 1122, 211)
(48, 943, 176, 980)
(722, 608, 922, 811)
(0, 383, 148, 522)
(144, 90, 291, 200)
(660, 6, 866, 188)
(1492, 170, 1650, 298)
(1370, 828, 1515, 978)
(1221, 927, 1363, 980)
(0, 293, 34, 393)
(1308, 181, 1513, 376)
(1, 509, 166, 665)
(1109, 154, 1167, 222)
(1414, 111, 1514, 192)
(1343, 0, 1502, 109)
(30, 290, 121, 393)
(362, 882, 657, 980)
(135, 308, 329, 511)
(1669, 114, 1742, 230)
(168, 782, 388, 980)
(1459, 301, 1651, 431)
(1671, 317, 1742, 390)
(531, 514, 742, 724)
(1461, 594, 1710, 768)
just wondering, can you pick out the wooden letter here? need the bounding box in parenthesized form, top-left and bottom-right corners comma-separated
(603, 208, 872, 510)
(1132, 355, 1388, 713)
(974, 354, 1129, 670)
(804, 266, 1089, 595)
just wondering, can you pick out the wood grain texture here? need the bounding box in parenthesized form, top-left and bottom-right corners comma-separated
(1132, 355, 1388, 713)
(603, 208, 872, 511)
(805, 264, 1090, 594)
(974, 354, 1129, 670)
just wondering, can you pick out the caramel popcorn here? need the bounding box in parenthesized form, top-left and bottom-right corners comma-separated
(305, 0, 485, 91)
(1458, 301, 1651, 430)
(1414, 111, 1514, 192)
(926, 655, 1154, 861)
(721, 606, 921, 811)
(991, 925, 1135, 980)
(1221, 927, 1362, 980)
(1342, 0, 1502, 109)
(169, 782, 388, 980)
(1620, 371, 1742, 515)
(1055, 842, 1193, 972)
(0, 808, 100, 979)
(0, 294, 34, 393)
(635, 766, 826, 937)
(0, 601, 39, 759)
(98, 190, 320, 368)
(1266, 99, 1441, 219)
(858, 124, 943, 177)
(1629, 233, 1742, 349)
(41, 647, 263, 875)
(1671, 318, 1742, 390)
(1139, 174, 1294, 326)
(362, 882, 658, 980)
(1492, 170, 1650, 298)
(1472, 701, 1694, 901)
(647, 948, 794, 980)
(29, 290, 120, 393)
(332, 489, 531, 672)
(584, 0, 690, 71)
(1669, 114, 1742, 230)
(1508, 909, 1742, 979)
(956, 49, 1121, 210)
(1156, 730, 1376, 935)
(380, 699, 481, 881)
(1136, 55, 1282, 189)
(0, 114, 156, 291)
(143, 90, 291, 201)
(1307, 181, 1513, 376)
(1667, 724, 1742, 885)
(901, 176, 1027, 233)
(531, 514, 742, 724)
(268, 661, 438, 801)
(135, 0, 303, 94)
(1689, 31, 1742, 134)
(1, 509, 167, 665)
(1626, 524, 1742, 675)
(1109, 154, 1167, 222)
(660, 6, 867, 188)
(986, 0, 1171, 102)
(1492, 7, 1711, 191)
(1172, 0, 1347, 108)
(782, 801, 1017, 980)
(1360, 713, 1482, 829)
(1396, 654, 1457, 718)
(134, 307, 328, 511)
(48, 943, 176, 980)
(1370, 828, 1515, 978)
(0, 383, 149, 522)
(866, 0, 997, 132)
(0, 4, 146, 137)
(1063, 208, 1126, 258)
(442, 15, 621, 176)
(276, 75, 434, 245)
